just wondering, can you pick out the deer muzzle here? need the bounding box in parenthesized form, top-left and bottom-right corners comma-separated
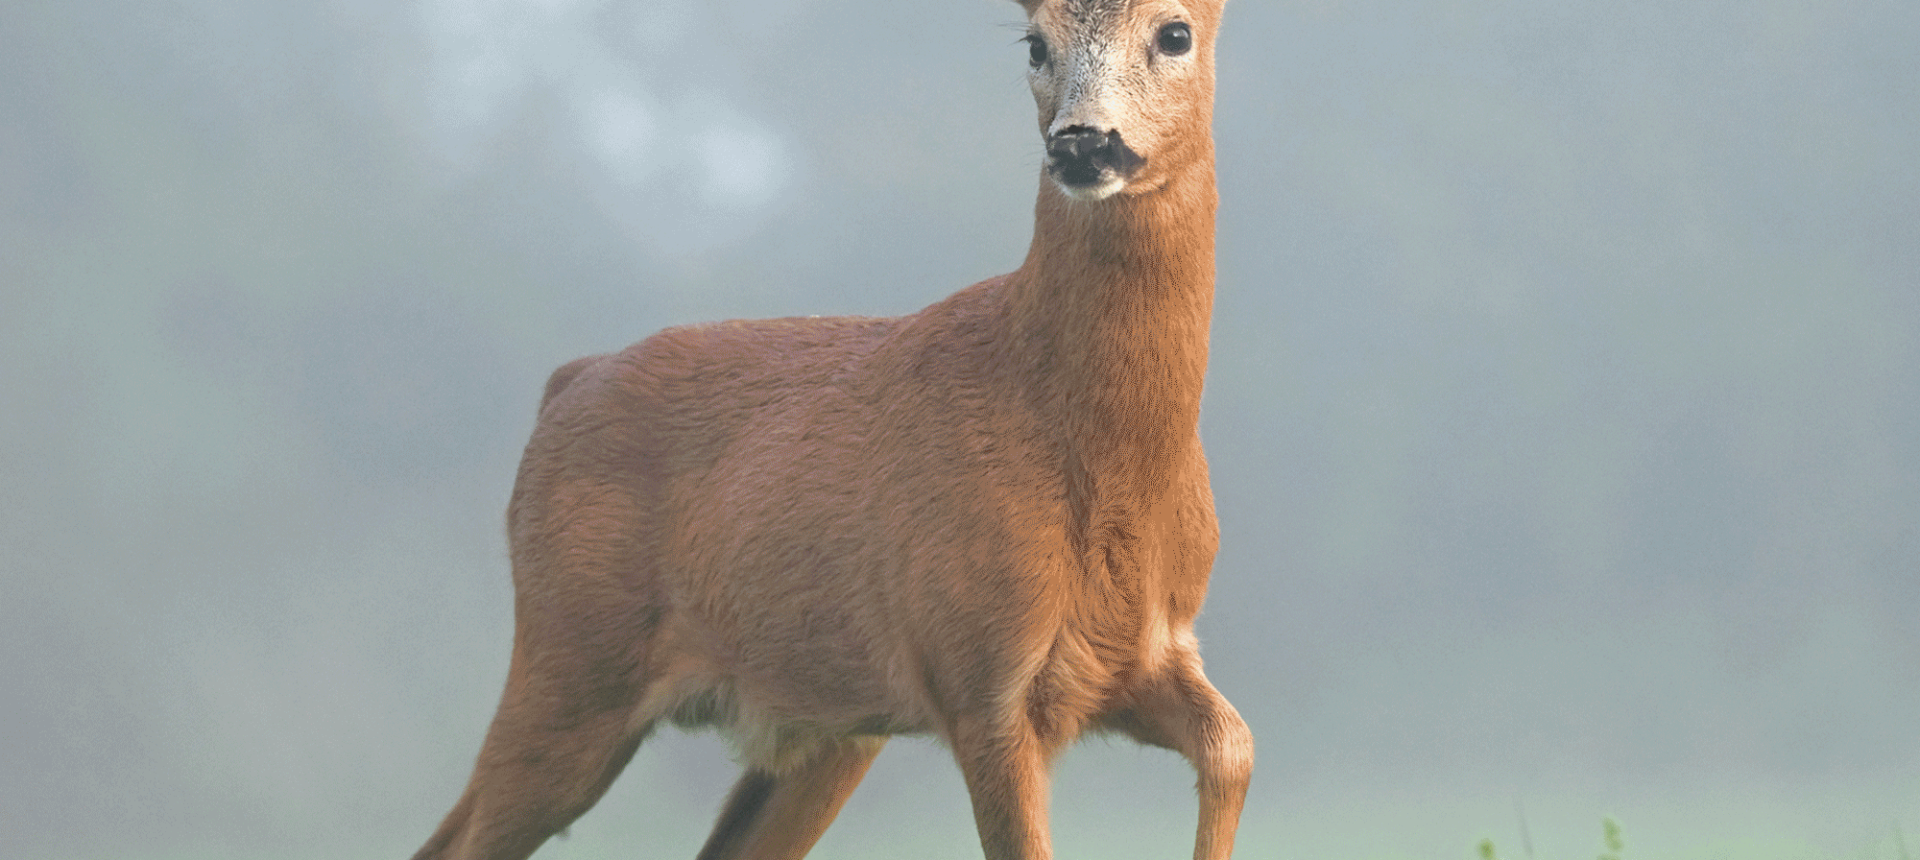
(1045, 125, 1145, 197)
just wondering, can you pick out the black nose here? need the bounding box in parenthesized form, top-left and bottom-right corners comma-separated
(1046, 126, 1145, 188)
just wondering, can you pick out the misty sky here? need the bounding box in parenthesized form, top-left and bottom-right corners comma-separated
(3, 1, 1917, 859)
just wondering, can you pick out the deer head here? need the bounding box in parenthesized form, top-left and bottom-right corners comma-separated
(1017, 0, 1224, 200)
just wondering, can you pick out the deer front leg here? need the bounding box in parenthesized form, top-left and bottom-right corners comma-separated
(1106, 659, 1253, 860)
(1187, 690, 1253, 860)
(951, 715, 1054, 860)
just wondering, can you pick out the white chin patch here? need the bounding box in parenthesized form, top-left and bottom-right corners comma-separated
(1054, 174, 1127, 201)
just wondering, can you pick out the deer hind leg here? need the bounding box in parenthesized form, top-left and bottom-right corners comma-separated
(1103, 660, 1254, 860)
(692, 737, 886, 860)
(411, 625, 662, 860)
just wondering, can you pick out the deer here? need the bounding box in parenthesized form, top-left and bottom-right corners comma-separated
(409, 1, 1249, 858)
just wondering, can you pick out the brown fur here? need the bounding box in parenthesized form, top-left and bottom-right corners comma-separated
(411, 2, 1248, 858)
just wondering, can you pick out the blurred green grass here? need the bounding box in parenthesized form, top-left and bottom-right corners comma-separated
(1477, 817, 1914, 860)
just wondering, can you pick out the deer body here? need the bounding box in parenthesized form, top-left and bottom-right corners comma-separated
(412, 2, 1248, 859)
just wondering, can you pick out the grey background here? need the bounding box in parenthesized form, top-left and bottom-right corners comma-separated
(3, 1, 1916, 858)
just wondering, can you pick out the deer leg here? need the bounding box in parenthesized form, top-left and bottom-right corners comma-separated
(951, 716, 1054, 860)
(693, 737, 886, 860)
(411, 639, 657, 860)
(1105, 661, 1253, 860)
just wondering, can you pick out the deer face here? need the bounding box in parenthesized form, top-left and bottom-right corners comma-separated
(1018, 0, 1221, 201)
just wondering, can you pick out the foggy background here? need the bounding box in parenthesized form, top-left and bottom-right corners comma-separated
(3, 0, 1916, 858)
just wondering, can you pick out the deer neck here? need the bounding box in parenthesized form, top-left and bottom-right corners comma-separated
(1006, 151, 1217, 503)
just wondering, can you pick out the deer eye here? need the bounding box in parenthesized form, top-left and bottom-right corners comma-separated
(1024, 33, 1049, 69)
(1156, 21, 1193, 56)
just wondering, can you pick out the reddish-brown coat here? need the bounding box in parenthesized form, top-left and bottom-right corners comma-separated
(413, 3, 1247, 859)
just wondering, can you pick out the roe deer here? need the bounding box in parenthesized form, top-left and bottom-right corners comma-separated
(410, 1, 1249, 858)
